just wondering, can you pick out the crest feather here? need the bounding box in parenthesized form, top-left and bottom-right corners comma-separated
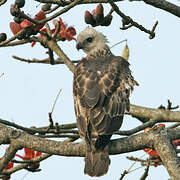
(77, 27, 108, 44)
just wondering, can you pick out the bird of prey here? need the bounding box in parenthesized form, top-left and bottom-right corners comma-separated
(73, 27, 138, 177)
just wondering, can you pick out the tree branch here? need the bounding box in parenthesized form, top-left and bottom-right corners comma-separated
(0, 0, 7, 6)
(1, 123, 180, 157)
(45, 38, 76, 72)
(12, 56, 80, 65)
(108, 0, 158, 39)
(152, 125, 180, 179)
(128, 104, 180, 122)
(142, 0, 180, 18)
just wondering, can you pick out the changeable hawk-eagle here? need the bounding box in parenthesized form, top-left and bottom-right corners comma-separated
(73, 27, 138, 177)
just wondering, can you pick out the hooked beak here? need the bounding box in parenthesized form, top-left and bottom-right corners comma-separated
(76, 42, 83, 51)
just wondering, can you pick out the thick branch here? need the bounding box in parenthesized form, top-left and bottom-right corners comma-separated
(36, 0, 180, 19)
(1, 123, 180, 157)
(129, 104, 180, 122)
(1, 154, 51, 176)
(152, 126, 180, 179)
(0, 0, 7, 6)
(45, 39, 76, 72)
(142, 0, 180, 18)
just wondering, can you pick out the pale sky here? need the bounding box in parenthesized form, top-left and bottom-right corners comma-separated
(0, 0, 180, 179)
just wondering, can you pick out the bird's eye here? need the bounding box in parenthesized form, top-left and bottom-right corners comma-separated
(86, 37, 93, 43)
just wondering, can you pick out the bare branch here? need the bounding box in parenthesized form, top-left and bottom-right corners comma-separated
(108, 0, 158, 39)
(35, 0, 180, 19)
(152, 126, 180, 179)
(1, 138, 75, 176)
(0, 0, 7, 6)
(38, 0, 82, 24)
(116, 117, 161, 136)
(0, 144, 18, 172)
(12, 56, 80, 64)
(45, 38, 76, 72)
(128, 104, 180, 122)
(0, 118, 77, 135)
(1, 123, 180, 157)
(140, 166, 149, 180)
(45, 5, 61, 14)
(142, 0, 180, 18)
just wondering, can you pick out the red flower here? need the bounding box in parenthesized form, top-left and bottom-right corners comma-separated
(10, 22, 22, 35)
(33, 11, 46, 31)
(0, 148, 14, 171)
(0, 158, 14, 170)
(16, 148, 42, 171)
(4, 161, 14, 170)
(10, 10, 46, 35)
(16, 148, 42, 160)
(32, 17, 76, 47)
(53, 17, 76, 41)
(20, 19, 33, 29)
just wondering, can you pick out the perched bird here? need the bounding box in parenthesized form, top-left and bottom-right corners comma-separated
(73, 27, 138, 177)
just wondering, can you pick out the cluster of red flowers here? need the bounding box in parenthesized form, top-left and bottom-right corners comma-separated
(16, 148, 42, 171)
(144, 124, 180, 167)
(31, 17, 76, 47)
(9, 5, 76, 47)
(1, 148, 42, 172)
(10, 10, 46, 35)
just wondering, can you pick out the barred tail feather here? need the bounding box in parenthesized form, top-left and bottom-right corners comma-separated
(84, 150, 110, 177)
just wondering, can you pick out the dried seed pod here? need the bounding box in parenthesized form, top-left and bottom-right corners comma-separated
(10, 7, 19, 17)
(15, 0, 25, 8)
(101, 14, 112, 26)
(95, 3, 104, 15)
(84, 11, 96, 26)
(93, 3, 104, 24)
(0, 33, 7, 42)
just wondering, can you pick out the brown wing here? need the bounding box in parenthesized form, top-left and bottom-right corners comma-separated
(73, 56, 138, 138)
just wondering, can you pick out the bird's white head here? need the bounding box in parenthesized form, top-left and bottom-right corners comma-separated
(76, 27, 108, 55)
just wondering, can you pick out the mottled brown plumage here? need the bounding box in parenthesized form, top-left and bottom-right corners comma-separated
(73, 27, 138, 177)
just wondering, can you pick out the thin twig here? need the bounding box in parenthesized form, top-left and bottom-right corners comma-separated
(0, 117, 77, 135)
(12, 55, 80, 64)
(116, 117, 162, 136)
(169, 122, 180, 129)
(46, 88, 62, 131)
(108, 0, 158, 39)
(38, 0, 82, 25)
(38, 134, 79, 138)
(53, 21, 60, 39)
(140, 166, 149, 180)
(45, 5, 61, 14)
(0, 73, 4, 78)
(110, 39, 127, 49)
(127, 156, 159, 163)
(51, 89, 62, 114)
(45, 23, 52, 37)
(120, 24, 133, 30)
(47, 48, 55, 65)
